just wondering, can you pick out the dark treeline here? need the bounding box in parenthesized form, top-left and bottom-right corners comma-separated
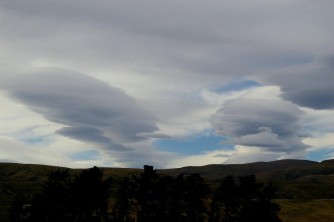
(10, 165, 281, 222)
(10, 166, 110, 222)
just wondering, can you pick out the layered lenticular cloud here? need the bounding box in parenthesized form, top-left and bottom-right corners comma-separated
(1, 68, 158, 151)
(211, 87, 309, 157)
(256, 56, 334, 110)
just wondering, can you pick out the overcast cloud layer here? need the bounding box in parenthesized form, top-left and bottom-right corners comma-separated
(0, 0, 333, 168)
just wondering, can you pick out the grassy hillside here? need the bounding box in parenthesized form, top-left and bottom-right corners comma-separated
(1, 159, 334, 221)
(161, 159, 319, 180)
(0, 163, 70, 221)
(277, 199, 334, 222)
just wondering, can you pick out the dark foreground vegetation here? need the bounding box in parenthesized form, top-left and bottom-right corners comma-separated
(8, 165, 281, 222)
(2, 159, 334, 221)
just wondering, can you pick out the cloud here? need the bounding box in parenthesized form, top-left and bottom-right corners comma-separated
(256, 56, 334, 110)
(303, 133, 334, 152)
(1, 68, 158, 151)
(301, 108, 334, 134)
(166, 149, 232, 168)
(0, 135, 115, 168)
(4, 0, 332, 91)
(211, 87, 309, 156)
(235, 127, 290, 149)
(136, 132, 172, 139)
(1, 0, 334, 167)
(224, 145, 284, 164)
(56, 127, 132, 151)
(213, 154, 230, 158)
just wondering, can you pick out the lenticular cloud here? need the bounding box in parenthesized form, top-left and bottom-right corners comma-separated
(2, 68, 158, 151)
(211, 95, 309, 154)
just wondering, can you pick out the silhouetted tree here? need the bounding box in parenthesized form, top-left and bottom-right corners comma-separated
(135, 165, 161, 222)
(245, 182, 281, 222)
(159, 175, 184, 221)
(210, 175, 281, 222)
(29, 169, 72, 222)
(110, 166, 281, 222)
(210, 175, 239, 222)
(112, 177, 136, 222)
(111, 165, 212, 222)
(27, 167, 110, 222)
(183, 173, 210, 222)
(72, 166, 111, 221)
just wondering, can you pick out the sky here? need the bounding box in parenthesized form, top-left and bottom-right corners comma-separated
(0, 0, 333, 169)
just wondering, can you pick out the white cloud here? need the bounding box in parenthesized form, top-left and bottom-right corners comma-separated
(0, 135, 89, 168)
(224, 145, 284, 164)
(200, 89, 249, 106)
(304, 134, 334, 152)
(301, 108, 334, 134)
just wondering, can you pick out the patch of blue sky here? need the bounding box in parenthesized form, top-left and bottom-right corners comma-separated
(20, 137, 48, 145)
(11, 126, 51, 145)
(154, 134, 234, 155)
(213, 79, 261, 93)
(306, 148, 334, 162)
(68, 150, 100, 161)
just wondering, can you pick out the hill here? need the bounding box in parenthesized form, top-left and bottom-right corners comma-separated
(161, 159, 319, 180)
(2, 159, 334, 221)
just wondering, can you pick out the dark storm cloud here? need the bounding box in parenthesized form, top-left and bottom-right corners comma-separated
(211, 98, 309, 153)
(2, 68, 158, 150)
(257, 56, 334, 110)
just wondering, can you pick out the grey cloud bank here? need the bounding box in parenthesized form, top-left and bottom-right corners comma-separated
(4, 0, 332, 88)
(257, 57, 334, 110)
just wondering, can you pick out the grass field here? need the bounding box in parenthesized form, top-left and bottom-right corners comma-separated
(277, 199, 334, 222)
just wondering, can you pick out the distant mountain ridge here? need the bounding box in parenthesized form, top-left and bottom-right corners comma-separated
(161, 159, 321, 180)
